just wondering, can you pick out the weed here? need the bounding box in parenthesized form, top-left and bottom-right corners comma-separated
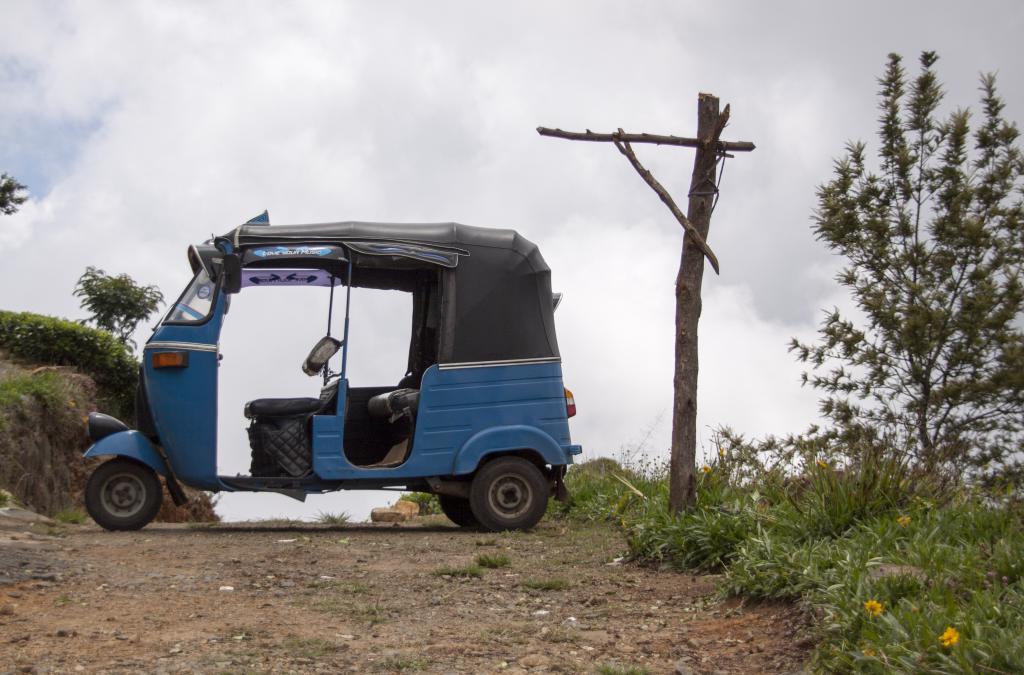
(54, 508, 87, 524)
(596, 665, 649, 675)
(315, 511, 350, 525)
(523, 578, 570, 591)
(475, 538, 498, 546)
(433, 564, 483, 578)
(475, 553, 511, 569)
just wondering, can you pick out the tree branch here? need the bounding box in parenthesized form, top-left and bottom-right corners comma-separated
(536, 127, 755, 153)
(611, 133, 721, 274)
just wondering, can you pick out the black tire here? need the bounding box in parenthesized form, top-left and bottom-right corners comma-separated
(469, 456, 550, 532)
(85, 458, 163, 531)
(438, 494, 480, 528)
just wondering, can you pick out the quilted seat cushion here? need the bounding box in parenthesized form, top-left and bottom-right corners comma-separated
(245, 397, 322, 418)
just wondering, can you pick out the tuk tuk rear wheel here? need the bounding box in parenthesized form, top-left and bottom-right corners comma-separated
(438, 494, 479, 528)
(469, 456, 549, 532)
(85, 458, 163, 531)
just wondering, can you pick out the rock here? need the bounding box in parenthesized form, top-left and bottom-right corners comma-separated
(55, 628, 76, 637)
(218, 586, 234, 592)
(517, 654, 550, 669)
(370, 508, 408, 523)
(392, 500, 420, 518)
(0, 507, 55, 526)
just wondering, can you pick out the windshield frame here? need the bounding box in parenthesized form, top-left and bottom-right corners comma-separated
(162, 269, 220, 326)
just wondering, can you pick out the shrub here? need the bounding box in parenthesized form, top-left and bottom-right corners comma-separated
(0, 311, 137, 419)
(403, 491, 441, 515)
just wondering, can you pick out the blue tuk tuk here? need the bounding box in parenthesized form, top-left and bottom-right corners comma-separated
(82, 220, 580, 532)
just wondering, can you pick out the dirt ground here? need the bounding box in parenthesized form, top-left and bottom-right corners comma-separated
(0, 518, 811, 674)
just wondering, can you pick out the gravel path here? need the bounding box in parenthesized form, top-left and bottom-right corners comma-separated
(0, 519, 810, 674)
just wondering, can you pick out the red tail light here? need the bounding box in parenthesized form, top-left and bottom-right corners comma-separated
(564, 387, 576, 418)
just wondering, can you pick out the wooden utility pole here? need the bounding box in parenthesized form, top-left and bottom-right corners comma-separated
(538, 93, 754, 513)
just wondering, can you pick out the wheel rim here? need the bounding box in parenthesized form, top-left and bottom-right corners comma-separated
(99, 472, 148, 519)
(487, 472, 533, 520)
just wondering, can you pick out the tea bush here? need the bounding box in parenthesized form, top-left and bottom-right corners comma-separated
(0, 310, 137, 419)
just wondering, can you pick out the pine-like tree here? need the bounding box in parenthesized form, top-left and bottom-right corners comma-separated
(792, 52, 1024, 482)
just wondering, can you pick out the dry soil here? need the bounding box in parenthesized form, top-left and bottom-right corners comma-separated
(0, 518, 811, 674)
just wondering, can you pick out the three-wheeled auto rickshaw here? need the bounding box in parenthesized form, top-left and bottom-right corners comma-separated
(82, 220, 580, 532)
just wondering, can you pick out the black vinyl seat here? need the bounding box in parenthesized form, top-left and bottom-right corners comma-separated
(244, 397, 323, 419)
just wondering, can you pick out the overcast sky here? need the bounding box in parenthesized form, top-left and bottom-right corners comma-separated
(2, 1, 1022, 521)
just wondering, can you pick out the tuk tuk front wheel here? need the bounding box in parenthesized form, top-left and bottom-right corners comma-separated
(85, 458, 163, 531)
(438, 494, 480, 528)
(469, 456, 549, 532)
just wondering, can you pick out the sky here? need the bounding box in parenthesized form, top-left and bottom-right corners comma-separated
(2, 1, 1022, 521)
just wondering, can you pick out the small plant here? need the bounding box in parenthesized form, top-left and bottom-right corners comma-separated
(402, 492, 441, 515)
(54, 508, 87, 524)
(432, 564, 483, 578)
(523, 578, 570, 591)
(373, 655, 427, 672)
(475, 538, 498, 546)
(475, 553, 511, 569)
(315, 511, 350, 525)
(596, 665, 650, 675)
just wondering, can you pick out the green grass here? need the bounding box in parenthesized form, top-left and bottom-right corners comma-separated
(560, 457, 1024, 674)
(0, 372, 66, 429)
(596, 665, 650, 675)
(53, 508, 87, 524)
(475, 553, 511, 569)
(315, 510, 350, 525)
(522, 578, 570, 591)
(432, 564, 484, 578)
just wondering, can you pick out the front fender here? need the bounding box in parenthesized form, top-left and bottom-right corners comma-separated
(83, 430, 168, 477)
(452, 425, 569, 475)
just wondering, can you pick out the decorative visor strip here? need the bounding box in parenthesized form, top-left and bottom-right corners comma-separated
(145, 342, 219, 353)
(437, 357, 562, 370)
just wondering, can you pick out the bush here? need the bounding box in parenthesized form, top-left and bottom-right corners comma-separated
(0, 311, 137, 419)
(403, 491, 441, 515)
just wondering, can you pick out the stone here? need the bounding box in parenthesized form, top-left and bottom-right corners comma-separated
(392, 500, 420, 518)
(517, 654, 550, 669)
(0, 507, 55, 526)
(370, 508, 408, 523)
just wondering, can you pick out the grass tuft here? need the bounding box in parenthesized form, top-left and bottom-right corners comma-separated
(315, 511, 350, 525)
(475, 553, 511, 569)
(522, 578, 570, 591)
(432, 564, 483, 578)
(54, 508, 87, 524)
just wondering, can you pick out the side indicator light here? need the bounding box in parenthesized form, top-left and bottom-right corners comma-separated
(564, 387, 576, 418)
(152, 351, 189, 369)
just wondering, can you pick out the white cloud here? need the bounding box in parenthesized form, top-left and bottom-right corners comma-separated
(2, 0, 1021, 520)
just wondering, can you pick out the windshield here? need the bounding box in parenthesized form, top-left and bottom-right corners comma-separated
(164, 269, 216, 324)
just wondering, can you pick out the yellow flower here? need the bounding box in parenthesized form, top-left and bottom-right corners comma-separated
(863, 648, 876, 657)
(701, 466, 712, 474)
(863, 599, 884, 617)
(897, 515, 911, 527)
(816, 459, 829, 469)
(718, 447, 726, 458)
(939, 626, 960, 647)
(67, 399, 77, 408)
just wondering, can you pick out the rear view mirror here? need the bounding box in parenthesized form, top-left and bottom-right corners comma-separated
(222, 254, 242, 294)
(302, 336, 343, 376)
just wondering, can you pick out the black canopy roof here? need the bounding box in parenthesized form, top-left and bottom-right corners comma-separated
(220, 221, 560, 364)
